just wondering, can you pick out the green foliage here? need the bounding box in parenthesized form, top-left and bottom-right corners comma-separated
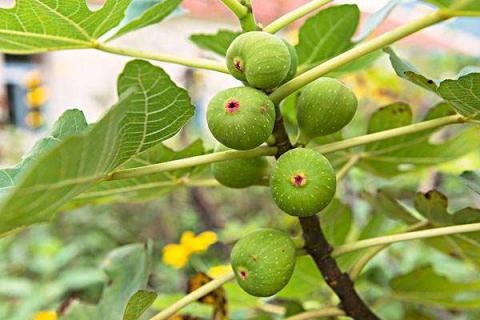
(207, 87, 275, 150)
(0, 1, 480, 319)
(64, 140, 204, 209)
(0, 0, 132, 53)
(359, 102, 480, 177)
(296, 5, 359, 67)
(270, 148, 336, 217)
(385, 48, 480, 119)
(123, 290, 158, 320)
(190, 30, 240, 56)
(390, 265, 480, 308)
(231, 229, 296, 297)
(109, 0, 181, 40)
(63, 243, 152, 319)
(0, 60, 194, 235)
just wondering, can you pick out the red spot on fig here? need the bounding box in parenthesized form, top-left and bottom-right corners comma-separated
(234, 58, 244, 73)
(291, 173, 306, 187)
(239, 270, 248, 280)
(225, 99, 240, 113)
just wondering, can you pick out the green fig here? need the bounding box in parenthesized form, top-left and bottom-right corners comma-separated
(270, 148, 336, 217)
(207, 87, 275, 150)
(296, 78, 357, 143)
(226, 31, 291, 90)
(282, 40, 298, 84)
(211, 144, 269, 188)
(231, 229, 296, 297)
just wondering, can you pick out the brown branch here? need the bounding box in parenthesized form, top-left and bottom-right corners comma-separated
(299, 216, 380, 320)
(271, 101, 378, 319)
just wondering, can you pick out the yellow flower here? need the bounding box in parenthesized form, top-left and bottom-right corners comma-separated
(162, 231, 217, 269)
(26, 86, 49, 108)
(181, 231, 217, 253)
(33, 311, 57, 320)
(207, 265, 232, 279)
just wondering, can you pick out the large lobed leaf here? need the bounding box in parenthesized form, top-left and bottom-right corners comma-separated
(0, 0, 131, 53)
(64, 140, 204, 209)
(0, 0, 182, 53)
(0, 60, 194, 236)
(385, 48, 480, 119)
(63, 243, 153, 320)
(296, 5, 360, 67)
(359, 102, 480, 177)
(368, 189, 480, 268)
(0, 109, 88, 192)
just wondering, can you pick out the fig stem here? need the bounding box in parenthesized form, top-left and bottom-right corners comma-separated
(219, 0, 249, 19)
(107, 115, 465, 181)
(73, 179, 220, 201)
(348, 221, 429, 281)
(269, 9, 459, 104)
(95, 43, 230, 74)
(316, 114, 466, 154)
(149, 272, 235, 320)
(263, 0, 334, 34)
(109, 146, 278, 180)
(336, 154, 361, 183)
(285, 307, 345, 320)
(333, 222, 480, 257)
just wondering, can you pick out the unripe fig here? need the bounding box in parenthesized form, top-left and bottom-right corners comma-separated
(297, 78, 357, 142)
(231, 229, 296, 297)
(270, 148, 336, 217)
(226, 31, 291, 90)
(282, 40, 298, 84)
(211, 144, 269, 188)
(207, 87, 275, 150)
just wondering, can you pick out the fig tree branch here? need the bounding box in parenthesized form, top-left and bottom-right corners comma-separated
(149, 272, 235, 320)
(108, 115, 466, 181)
(332, 222, 480, 257)
(299, 216, 380, 319)
(95, 43, 230, 74)
(109, 146, 278, 180)
(315, 114, 466, 154)
(263, 0, 334, 34)
(269, 10, 458, 103)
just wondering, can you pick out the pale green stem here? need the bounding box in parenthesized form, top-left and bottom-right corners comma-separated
(270, 10, 455, 103)
(95, 43, 229, 74)
(263, 0, 334, 34)
(316, 115, 465, 154)
(74, 179, 220, 200)
(219, 0, 248, 19)
(109, 115, 463, 181)
(149, 272, 235, 320)
(109, 146, 278, 180)
(349, 221, 429, 280)
(285, 307, 345, 320)
(336, 154, 360, 183)
(332, 222, 480, 257)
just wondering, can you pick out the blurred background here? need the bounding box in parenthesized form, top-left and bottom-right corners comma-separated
(0, 0, 480, 319)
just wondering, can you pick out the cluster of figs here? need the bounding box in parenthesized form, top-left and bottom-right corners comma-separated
(207, 32, 358, 297)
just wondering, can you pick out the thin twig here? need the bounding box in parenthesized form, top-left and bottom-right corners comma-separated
(285, 307, 345, 320)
